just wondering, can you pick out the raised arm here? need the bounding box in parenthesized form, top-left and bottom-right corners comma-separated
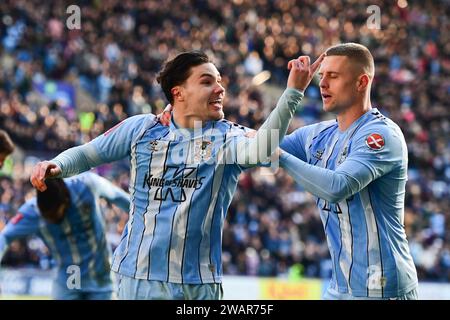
(236, 54, 325, 166)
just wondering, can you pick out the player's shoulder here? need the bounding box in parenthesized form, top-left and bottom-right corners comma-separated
(66, 171, 109, 191)
(217, 118, 251, 136)
(63, 174, 90, 196)
(307, 119, 337, 133)
(17, 198, 40, 218)
(102, 114, 158, 138)
(65, 171, 96, 183)
(355, 109, 406, 151)
(127, 113, 159, 129)
(293, 119, 337, 139)
(360, 109, 405, 139)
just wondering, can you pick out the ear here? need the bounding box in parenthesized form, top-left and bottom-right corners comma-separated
(171, 86, 184, 102)
(357, 74, 370, 91)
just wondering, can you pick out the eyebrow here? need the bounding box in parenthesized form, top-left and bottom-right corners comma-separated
(318, 71, 340, 75)
(199, 73, 221, 80)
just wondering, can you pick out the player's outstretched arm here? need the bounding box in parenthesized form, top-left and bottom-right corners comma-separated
(31, 115, 150, 192)
(279, 125, 405, 203)
(30, 143, 102, 192)
(280, 151, 360, 203)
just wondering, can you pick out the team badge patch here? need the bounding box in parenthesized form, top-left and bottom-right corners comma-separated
(365, 133, 385, 150)
(337, 146, 348, 165)
(194, 139, 212, 162)
(149, 140, 159, 152)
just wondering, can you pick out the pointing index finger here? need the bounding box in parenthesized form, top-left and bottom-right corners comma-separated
(311, 53, 326, 74)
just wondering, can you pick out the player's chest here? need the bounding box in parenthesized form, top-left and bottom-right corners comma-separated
(308, 134, 351, 169)
(134, 135, 225, 168)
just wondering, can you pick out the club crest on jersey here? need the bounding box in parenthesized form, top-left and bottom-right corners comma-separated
(365, 133, 385, 151)
(313, 149, 324, 160)
(149, 140, 159, 152)
(337, 146, 348, 165)
(194, 139, 212, 162)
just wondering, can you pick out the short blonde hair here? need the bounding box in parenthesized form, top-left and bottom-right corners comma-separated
(326, 43, 375, 78)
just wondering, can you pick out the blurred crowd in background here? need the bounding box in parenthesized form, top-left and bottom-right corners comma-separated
(0, 0, 449, 282)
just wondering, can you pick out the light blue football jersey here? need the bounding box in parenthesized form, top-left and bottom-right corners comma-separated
(106, 115, 255, 284)
(280, 108, 418, 298)
(50, 88, 303, 284)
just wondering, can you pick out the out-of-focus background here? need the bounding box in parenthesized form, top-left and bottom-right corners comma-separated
(0, 0, 449, 299)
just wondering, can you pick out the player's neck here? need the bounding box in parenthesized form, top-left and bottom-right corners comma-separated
(172, 109, 204, 129)
(337, 100, 372, 132)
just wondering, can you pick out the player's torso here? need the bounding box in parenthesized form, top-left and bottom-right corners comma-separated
(129, 121, 242, 220)
(305, 120, 352, 213)
(305, 112, 415, 296)
(38, 180, 110, 281)
(113, 120, 245, 283)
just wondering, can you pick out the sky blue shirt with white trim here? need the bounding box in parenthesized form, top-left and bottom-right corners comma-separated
(280, 108, 418, 298)
(0, 172, 130, 292)
(50, 88, 303, 284)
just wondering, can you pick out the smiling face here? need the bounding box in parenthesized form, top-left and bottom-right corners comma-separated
(176, 62, 226, 122)
(318, 55, 361, 114)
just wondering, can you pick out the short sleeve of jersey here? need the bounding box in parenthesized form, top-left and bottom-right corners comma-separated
(337, 123, 407, 182)
(90, 114, 155, 163)
(1, 200, 40, 243)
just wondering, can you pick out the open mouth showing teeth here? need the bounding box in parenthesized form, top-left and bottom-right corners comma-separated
(322, 94, 332, 99)
(209, 99, 222, 104)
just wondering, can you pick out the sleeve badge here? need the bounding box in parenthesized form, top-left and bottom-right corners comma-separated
(365, 133, 385, 150)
